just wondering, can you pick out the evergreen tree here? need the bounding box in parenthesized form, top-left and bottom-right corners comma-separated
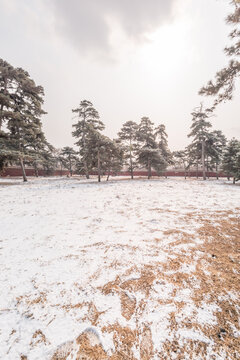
(85, 127, 113, 182)
(102, 139, 124, 181)
(136, 117, 166, 179)
(155, 124, 172, 168)
(199, 1, 240, 106)
(172, 150, 189, 179)
(55, 149, 66, 176)
(0, 59, 18, 131)
(206, 130, 227, 179)
(187, 142, 202, 177)
(0, 59, 47, 181)
(61, 146, 78, 176)
(188, 105, 212, 180)
(222, 138, 240, 184)
(72, 100, 104, 179)
(118, 121, 138, 179)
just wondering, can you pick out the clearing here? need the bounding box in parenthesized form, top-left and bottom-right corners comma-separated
(0, 177, 239, 359)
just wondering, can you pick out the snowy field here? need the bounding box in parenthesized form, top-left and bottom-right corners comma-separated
(0, 176, 239, 360)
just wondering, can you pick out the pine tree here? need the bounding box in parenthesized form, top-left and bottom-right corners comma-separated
(199, 1, 240, 106)
(85, 127, 113, 182)
(222, 138, 240, 184)
(173, 150, 189, 179)
(188, 105, 212, 180)
(72, 100, 104, 179)
(102, 139, 123, 181)
(206, 130, 227, 179)
(155, 124, 172, 170)
(61, 146, 78, 176)
(118, 121, 138, 179)
(136, 117, 166, 179)
(0, 59, 47, 181)
(0, 59, 18, 131)
(187, 142, 202, 178)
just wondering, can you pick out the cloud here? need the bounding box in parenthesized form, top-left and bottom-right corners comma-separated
(50, 0, 178, 56)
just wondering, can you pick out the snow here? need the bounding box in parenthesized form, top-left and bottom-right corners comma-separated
(0, 176, 239, 359)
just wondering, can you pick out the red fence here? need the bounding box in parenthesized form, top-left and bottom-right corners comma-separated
(1, 167, 69, 177)
(1, 167, 229, 178)
(88, 170, 229, 178)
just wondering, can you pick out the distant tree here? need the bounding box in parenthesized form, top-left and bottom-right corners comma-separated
(85, 128, 113, 182)
(172, 150, 189, 179)
(61, 146, 78, 176)
(187, 142, 202, 177)
(136, 117, 167, 179)
(72, 100, 104, 179)
(222, 138, 240, 183)
(188, 104, 212, 180)
(206, 130, 227, 179)
(118, 121, 138, 179)
(155, 124, 173, 169)
(102, 139, 124, 181)
(54, 149, 66, 176)
(41, 149, 57, 176)
(136, 117, 156, 179)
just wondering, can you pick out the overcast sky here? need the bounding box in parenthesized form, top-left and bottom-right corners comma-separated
(0, 0, 239, 150)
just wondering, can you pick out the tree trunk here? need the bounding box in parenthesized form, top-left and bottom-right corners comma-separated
(19, 158, 27, 182)
(147, 158, 151, 179)
(233, 177, 236, 184)
(202, 139, 206, 180)
(60, 163, 63, 177)
(184, 163, 186, 180)
(216, 163, 218, 180)
(97, 149, 101, 182)
(130, 140, 133, 179)
(69, 157, 72, 176)
(0, 78, 7, 131)
(34, 164, 39, 177)
(207, 156, 209, 179)
(86, 168, 89, 179)
(196, 160, 198, 179)
(106, 168, 110, 181)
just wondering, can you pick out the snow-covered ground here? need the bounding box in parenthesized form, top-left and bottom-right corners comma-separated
(0, 177, 239, 359)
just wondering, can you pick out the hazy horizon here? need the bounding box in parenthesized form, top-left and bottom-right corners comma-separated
(1, 0, 239, 151)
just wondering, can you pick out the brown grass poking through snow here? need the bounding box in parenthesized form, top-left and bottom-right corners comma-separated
(42, 211, 240, 359)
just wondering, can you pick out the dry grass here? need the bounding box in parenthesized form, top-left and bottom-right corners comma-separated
(16, 210, 240, 359)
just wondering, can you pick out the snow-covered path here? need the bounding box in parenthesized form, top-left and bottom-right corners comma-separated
(0, 177, 239, 359)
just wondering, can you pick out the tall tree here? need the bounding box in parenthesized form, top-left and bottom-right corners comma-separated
(72, 100, 104, 179)
(118, 121, 138, 179)
(136, 117, 156, 179)
(188, 105, 212, 180)
(0, 59, 47, 181)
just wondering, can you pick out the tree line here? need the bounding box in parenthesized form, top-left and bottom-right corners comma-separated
(1, 1, 240, 183)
